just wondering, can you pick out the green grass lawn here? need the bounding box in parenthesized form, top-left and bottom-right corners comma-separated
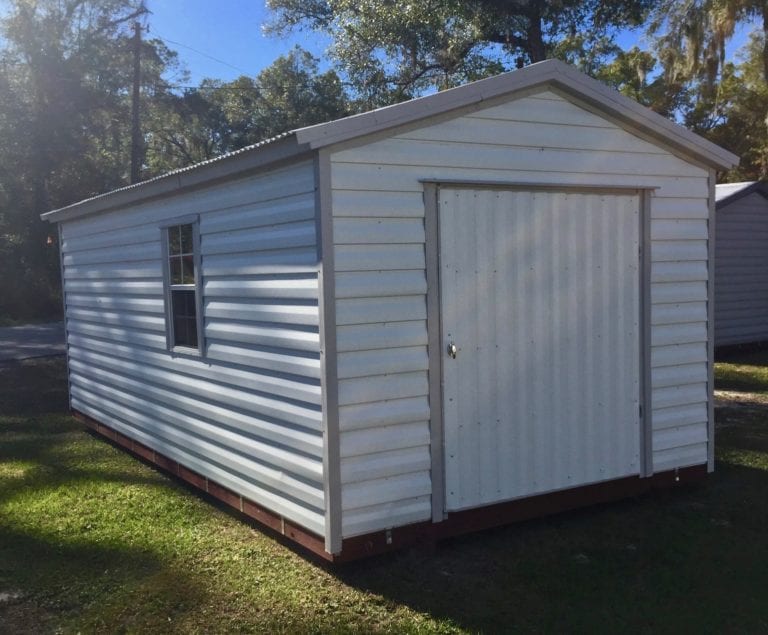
(715, 348, 768, 394)
(1, 357, 767, 633)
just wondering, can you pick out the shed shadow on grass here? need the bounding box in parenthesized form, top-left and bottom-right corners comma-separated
(0, 358, 207, 632)
(0, 424, 171, 506)
(335, 396, 768, 633)
(333, 400, 768, 633)
(0, 460, 208, 633)
(716, 406, 768, 454)
(0, 357, 69, 416)
(334, 464, 768, 633)
(0, 524, 208, 634)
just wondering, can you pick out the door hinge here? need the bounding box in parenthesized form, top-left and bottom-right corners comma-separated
(639, 404, 643, 419)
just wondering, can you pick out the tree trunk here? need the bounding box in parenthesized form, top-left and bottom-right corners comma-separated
(762, 2, 768, 83)
(527, 4, 546, 62)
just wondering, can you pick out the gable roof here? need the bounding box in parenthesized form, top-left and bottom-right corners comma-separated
(716, 181, 768, 208)
(42, 59, 739, 224)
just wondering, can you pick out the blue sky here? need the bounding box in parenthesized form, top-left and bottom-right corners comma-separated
(146, 1, 757, 86)
(147, 1, 330, 85)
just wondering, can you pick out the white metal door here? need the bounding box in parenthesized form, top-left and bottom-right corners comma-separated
(439, 188, 641, 511)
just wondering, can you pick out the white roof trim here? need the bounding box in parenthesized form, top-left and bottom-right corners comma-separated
(715, 181, 768, 206)
(294, 59, 738, 169)
(43, 59, 738, 224)
(42, 134, 307, 223)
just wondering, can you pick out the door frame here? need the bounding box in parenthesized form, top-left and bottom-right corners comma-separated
(423, 180, 654, 522)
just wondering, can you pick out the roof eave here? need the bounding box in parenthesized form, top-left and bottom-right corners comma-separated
(41, 134, 310, 224)
(294, 59, 739, 171)
(42, 59, 739, 226)
(551, 65, 738, 171)
(716, 182, 768, 208)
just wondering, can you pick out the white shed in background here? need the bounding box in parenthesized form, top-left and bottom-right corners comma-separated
(42, 60, 738, 562)
(715, 181, 768, 347)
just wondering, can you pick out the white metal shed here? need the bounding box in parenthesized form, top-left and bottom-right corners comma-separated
(42, 60, 738, 562)
(715, 181, 768, 347)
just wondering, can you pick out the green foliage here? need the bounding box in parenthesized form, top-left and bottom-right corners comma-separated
(0, 0, 176, 321)
(640, 0, 768, 179)
(586, 1, 768, 180)
(682, 33, 768, 180)
(0, 2, 346, 322)
(715, 347, 768, 393)
(648, 0, 768, 89)
(266, 0, 656, 103)
(144, 47, 349, 171)
(4, 0, 768, 322)
(595, 47, 689, 117)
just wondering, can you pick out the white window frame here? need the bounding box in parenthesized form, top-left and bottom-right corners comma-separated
(160, 215, 205, 356)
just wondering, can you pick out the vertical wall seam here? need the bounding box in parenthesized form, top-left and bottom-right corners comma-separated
(424, 182, 446, 522)
(707, 169, 716, 472)
(315, 149, 343, 553)
(641, 189, 654, 477)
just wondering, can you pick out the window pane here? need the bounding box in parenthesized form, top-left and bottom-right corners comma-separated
(186, 318, 198, 348)
(182, 254, 195, 284)
(170, 256, 182, 284)
(173, 316, 187, 346)
(171, 289, 198, 348)
(168, 226, 181, 255)
(181, 224, 193, 254)
(185, 288, 197, 315)
(167, 224, 199, 351)
(172, 289, 192, 318)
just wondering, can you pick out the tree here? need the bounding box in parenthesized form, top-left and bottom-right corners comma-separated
(143, 47, 349, 171)
(644, 1, 768, 179)
(595, 46, 690, 117)
(695, 33, 768, 180)
(265, 0, 658, 103)
(0, 0, 349, 321)
(249, 48, 349, 136)
(649, 0, 768, 87)
(0, 0, 179, 320)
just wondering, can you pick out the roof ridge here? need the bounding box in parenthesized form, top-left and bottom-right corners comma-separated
(43, 59, 738, 224)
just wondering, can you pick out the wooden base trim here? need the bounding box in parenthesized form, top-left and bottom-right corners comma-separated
(72, 410, 706, 564)
(72, 410, 332, 562)
(336, 465, 707, 562)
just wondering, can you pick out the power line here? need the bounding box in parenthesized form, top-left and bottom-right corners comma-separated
(153, 33, 254, 76)
(2, 31, 350, 95)
(163, 79, 356, 94)
(168, 84, 264, 91)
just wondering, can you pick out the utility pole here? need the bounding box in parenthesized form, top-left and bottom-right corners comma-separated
(130, 20, 143, 184)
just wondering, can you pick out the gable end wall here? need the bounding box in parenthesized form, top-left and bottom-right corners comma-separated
(329, 89, 712, 538)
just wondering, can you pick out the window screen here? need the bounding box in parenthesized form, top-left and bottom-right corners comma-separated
(166, 223, 199, 350)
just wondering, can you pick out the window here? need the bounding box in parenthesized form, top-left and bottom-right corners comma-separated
(164, 221, 202, 352)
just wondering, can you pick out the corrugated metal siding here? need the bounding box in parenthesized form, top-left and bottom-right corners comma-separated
(330, 89, 711, 538)
(61, 161, 326, 536)
(715, 192, 768, 345)
(440, 190, 641, 510)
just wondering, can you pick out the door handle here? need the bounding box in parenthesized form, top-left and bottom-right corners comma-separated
(448, 342, 458, 359)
